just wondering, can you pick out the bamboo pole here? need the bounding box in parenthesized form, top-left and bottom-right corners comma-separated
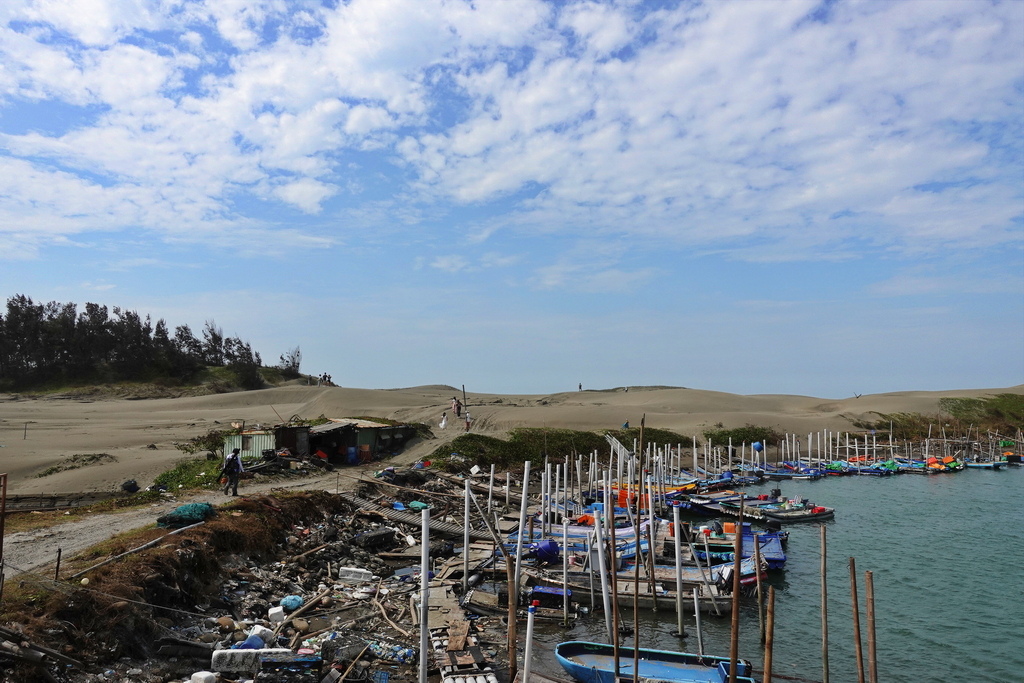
(763, 586, 775, 683)
(866, 570, 877, 683)
(728, 495, 743, 683)
(850, 557, 865, 683)
(562, 510, 570, 626)
(755, 536, 765, 644)
(463, 480, 470, 595)
(632, 457, 642, 683)
(593, 508, 613, 640)
(820, 525, 829, 683)
(673, 506, 685, 637)
(692, 588, 704, 654)
(488, 464, 495, 512)
(513, 461, 532, 597)
(607, 474, 622, 683)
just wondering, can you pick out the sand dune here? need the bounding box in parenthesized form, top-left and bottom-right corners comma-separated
(0, 383, 1019, 496)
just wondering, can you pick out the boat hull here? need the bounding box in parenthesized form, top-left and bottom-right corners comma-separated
(554, 640, 756, 683)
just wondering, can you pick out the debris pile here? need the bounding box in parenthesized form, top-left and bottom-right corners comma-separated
(0, 472, 513, 683)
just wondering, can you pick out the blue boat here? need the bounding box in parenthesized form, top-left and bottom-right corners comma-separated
(554, 640, 756, 683)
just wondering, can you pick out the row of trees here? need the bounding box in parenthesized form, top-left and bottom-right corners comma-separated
(0, 294, 292, 390)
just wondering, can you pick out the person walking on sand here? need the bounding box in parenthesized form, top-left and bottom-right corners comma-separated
(222, 448, 244, 496)
(440, 412, 448, 430)
(464, 411, 472, 432)
(455, 400, 463, 418)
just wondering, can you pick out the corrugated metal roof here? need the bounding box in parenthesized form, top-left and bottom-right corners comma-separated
(309, 418, 396, 434)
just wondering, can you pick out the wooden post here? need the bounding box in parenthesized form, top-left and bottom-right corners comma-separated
(820, 525, 829, 683)
(728, 495, 743, 683)
(764, 586, 775, 683)
(755, 537, 765, 644)
(865, 570, 877, 683)
(850, 557, 865, 683)
(54, 548, 62, 582)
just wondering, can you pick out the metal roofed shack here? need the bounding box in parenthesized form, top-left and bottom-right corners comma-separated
(309, 418, 418, 465)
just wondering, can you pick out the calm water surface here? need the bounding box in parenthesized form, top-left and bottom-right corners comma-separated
(526, 467, 1024, 683)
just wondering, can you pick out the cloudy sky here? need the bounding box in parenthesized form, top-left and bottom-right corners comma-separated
(1, 0, 1021, 397)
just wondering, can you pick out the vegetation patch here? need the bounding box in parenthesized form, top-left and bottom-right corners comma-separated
(702, 424, 783, 447)
(939, 394, 1024, 433)
(152, 456, 226, 492)
(852, 394, 1024, 440)
(430, 426, 696, 472)
(36, 453, 118, 478)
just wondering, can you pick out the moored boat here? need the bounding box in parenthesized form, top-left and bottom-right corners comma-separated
(554, 640, 756, 683)
(964, 460, 1006, 470)
(761, 505, 834, 523)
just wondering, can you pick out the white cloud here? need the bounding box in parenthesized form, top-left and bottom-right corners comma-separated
(0, 0, 1018, 264)
(431, 254, 469, 273)
(273, 177, 336, 213)
(17, 0, 162, 47)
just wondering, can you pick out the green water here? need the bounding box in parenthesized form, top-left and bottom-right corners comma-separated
(529, 467, 1024, 682)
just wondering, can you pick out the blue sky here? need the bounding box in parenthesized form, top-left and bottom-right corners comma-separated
(1, 0, 1021, 398)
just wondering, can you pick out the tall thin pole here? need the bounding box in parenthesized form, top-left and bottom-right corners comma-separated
(463, 481, 471, 595)
(513, 461, 532, 597)
(866, 570, 878, 683)
(606, 475, 621, 683)
(488, 464, 495, 512)
(593, 510, 613, 640)
(692, 588, 704, 654)
(850, 557, 866, 683)
(728, 495, 743, 683)
(0, 473, 6, 605)
(673, 506, 685, 637)
(419, 508, 430, 683)
(764, 586, 776, 683)
(820, 525, 830, 683)
(562, 511, 570, 626)
(755, 536, 765, 644)
(522, 600, 538, 683)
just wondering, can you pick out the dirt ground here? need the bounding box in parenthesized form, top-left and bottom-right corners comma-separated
(3, 439, 435, 579)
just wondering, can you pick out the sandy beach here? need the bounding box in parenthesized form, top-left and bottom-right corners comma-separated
(1, 382, 1021, 497)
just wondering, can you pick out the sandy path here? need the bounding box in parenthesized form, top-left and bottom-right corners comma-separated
(2, 462, 390, 579)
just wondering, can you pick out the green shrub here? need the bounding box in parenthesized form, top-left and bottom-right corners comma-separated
(702, 425, 782, 447)
(153, 457, 224, 491)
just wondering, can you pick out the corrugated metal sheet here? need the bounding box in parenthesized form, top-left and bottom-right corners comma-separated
(224, 432, 276, 460)
(309, 418, 395, 434)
